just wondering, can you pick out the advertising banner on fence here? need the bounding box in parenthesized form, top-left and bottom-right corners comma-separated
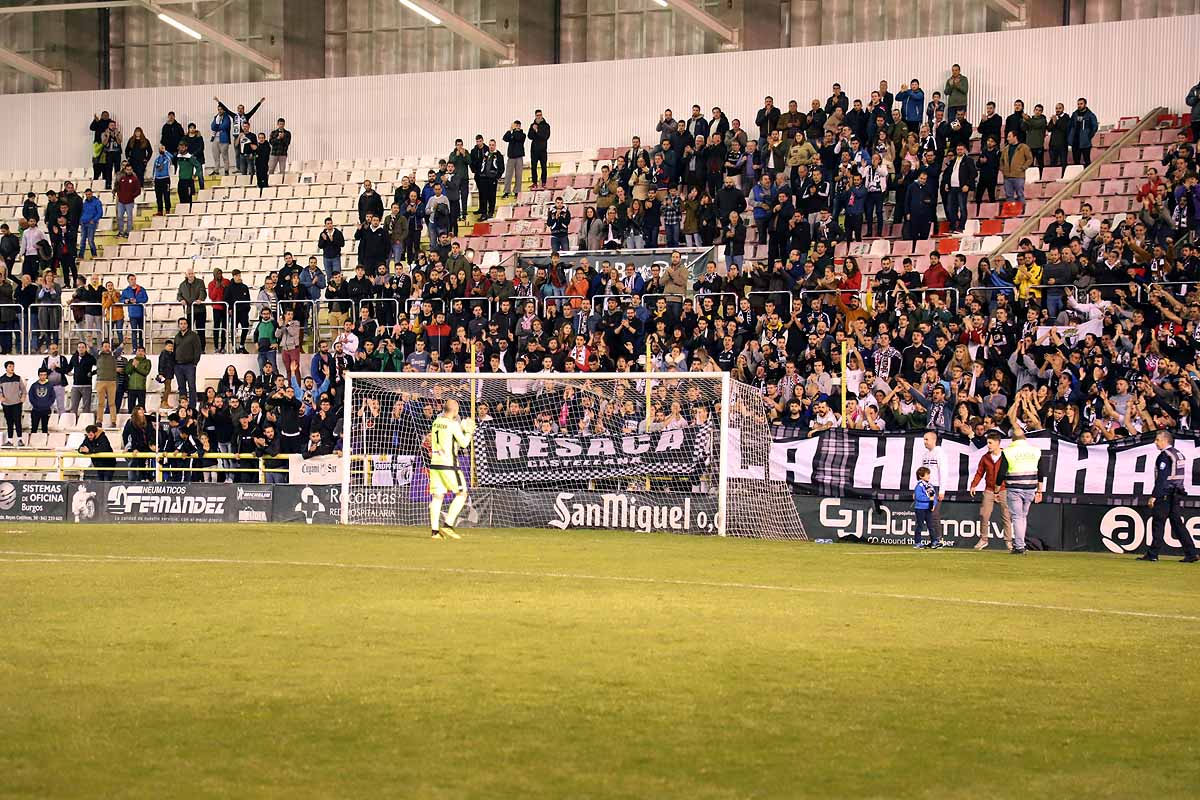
(1061, 504, 1200, 555)
(66, 482, 246, 525)
(473, 424, 712, 485)
(792, 496, 1064, 549)
(232, 486, 273, 523)
(738, 429, 1198, 507)
(288, 455, 344, 485)
(0, 480, 66, 522)
(473, 488, 719, 534)
(271, 484, 342, 526)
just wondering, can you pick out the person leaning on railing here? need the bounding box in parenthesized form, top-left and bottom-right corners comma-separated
(78, 423, 114, 482)
(121, 407, 154, 482)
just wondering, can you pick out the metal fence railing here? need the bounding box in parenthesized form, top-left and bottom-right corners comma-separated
(1, 450, 290, 483)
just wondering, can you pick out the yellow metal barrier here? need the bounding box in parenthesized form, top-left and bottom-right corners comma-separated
(0, 450, 289, 483)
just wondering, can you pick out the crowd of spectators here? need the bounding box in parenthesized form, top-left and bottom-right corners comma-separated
(0, 68, 1199, 478)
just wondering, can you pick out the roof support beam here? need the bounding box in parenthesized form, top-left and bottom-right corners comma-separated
(660, 0, 739, 47)
(397, 0, 515, 63)
(0, 45, 63, 88)
(0, 0, 215, 13)
(135, 0, 280, 77)
(982, 0, 1025, 19)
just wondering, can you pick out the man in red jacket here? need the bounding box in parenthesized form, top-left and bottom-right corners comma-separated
(114, 163, 141, 238)
(207, 268, 230, 353)
(969, 431, 1013, 551)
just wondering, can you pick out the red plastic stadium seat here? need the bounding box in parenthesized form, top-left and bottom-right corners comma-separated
(936, 237, 959, 255)
(999, 201, 1024, 218)
(978, 219, 1004, 236)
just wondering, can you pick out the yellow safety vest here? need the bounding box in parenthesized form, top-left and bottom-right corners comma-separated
(1004, 439, 1041, 490)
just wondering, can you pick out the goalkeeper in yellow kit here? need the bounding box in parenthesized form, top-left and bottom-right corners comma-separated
(427, 398, 474, 540)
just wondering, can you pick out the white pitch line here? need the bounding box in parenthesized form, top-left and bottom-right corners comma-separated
(1, 549, 1197, 623)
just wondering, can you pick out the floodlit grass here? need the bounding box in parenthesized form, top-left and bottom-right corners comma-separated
(0, 524, 1197, 799)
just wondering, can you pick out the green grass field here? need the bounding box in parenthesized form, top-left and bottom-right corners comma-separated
(1, 524, 1197, 799)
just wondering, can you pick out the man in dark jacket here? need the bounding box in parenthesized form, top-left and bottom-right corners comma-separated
(357, 180, 384, 224)
(268, 117, 291, 175)
(1047, 102, 1070, 167)
(501, 120, 526, 199)
(715, 179, 746, 231)
(905, 171, 937, 243)
(172, 317, 202, 409)
(315, 218, 345, 282)
(940, 143, 978, 234)
(755, 97, 781, 149)
(1004, 100, 1029, 145)
(354, 217, 389, 271)
(226, 269, 253, 353)
(767, 189, 795, 267)
(977, 102, 1002, 149)
(1067, 97, 1099, 166)
(160, 112, 185, 169)
(346, 265, 376, 311)
(0, 223, 19, 271)
(184, 123, 206, 190)
(65, 341, 96, 415)
(479, 140, 504, 220)
(79, 424, 115, 481)
(1188, 81, 1200, 144)
(469, 134, 488, 215)
(527, 110, 550, 190)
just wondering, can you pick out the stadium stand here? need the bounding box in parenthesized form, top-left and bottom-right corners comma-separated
(0, 72, 1196, 485)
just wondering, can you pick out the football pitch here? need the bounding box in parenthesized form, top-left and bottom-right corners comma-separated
(1, 524, 1197, 799)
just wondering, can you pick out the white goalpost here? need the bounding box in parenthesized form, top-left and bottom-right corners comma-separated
(340, 371, 805, 540)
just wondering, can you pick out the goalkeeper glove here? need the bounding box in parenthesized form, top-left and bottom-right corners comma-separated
(461, 419, 476, 435)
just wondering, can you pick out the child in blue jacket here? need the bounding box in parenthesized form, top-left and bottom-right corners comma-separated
(913, 466, 943, 549)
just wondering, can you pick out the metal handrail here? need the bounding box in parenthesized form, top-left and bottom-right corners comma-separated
(28, 302, 63, 352)
(503, 295, 538, 317)
(594, 293, 634, 310)
(4, 449, 290, 483)
(404, 297, 445, 319)
(276, 298, 319, 344)
(0, 303, 25, 354)
(688, 291, 738, 313)
(357, 296, 400, 324)
(748, 290, 792, 309)
(888, 286, 961, 306)
(543, 293, 587, 311)
(643, 292, 686, 308)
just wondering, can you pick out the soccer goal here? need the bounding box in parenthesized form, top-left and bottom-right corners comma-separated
(340, 371, 806, 540)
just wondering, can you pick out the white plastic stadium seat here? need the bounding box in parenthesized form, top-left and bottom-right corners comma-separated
(1024, 167, 1041, 183)
(1060, 164, 1085, 182)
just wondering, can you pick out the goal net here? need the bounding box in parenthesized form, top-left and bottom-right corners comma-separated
(341, 372, 805, 540)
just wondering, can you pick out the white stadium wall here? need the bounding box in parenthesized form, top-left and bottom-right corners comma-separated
(0, 15, 1197, 171)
